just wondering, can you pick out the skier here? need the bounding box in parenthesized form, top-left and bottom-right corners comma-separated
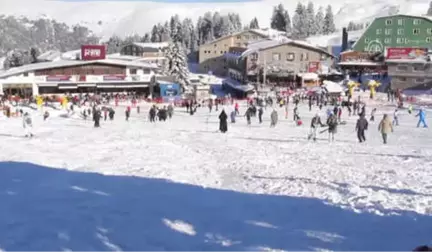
(270, 109, 278, 127)
(258, 106, 263, 123)
(219, 109, 228, 133)
(370, 108, 377, 122)
(22, 112, 33, 137)
(326, 112, 338, 142)
(378, 114, 393, 144)
(416, 108, 428, 128)
(355, 114, 368, 143)
(308, 113, 324, 141)
(393, 109, 399, 126)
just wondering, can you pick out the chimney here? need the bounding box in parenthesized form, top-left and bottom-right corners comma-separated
(341, 27, 348, 52)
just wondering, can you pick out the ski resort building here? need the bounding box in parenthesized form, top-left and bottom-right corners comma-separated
(223, 39, 334, 96)
(352, 14, 432, 53)
(198, 28, 287, 76)
(119, 42, 169, 68)
(0, 45, 158, 96)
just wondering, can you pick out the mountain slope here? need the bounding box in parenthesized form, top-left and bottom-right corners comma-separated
(0, 0, 430, 40)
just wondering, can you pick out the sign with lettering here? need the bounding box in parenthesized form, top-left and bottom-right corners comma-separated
(308, 62, 320, 73)
(103, 75, 126, 81)
(386, 47, 427, 60)
(81, 45, 106, 61)
(46, 75, 71, 82)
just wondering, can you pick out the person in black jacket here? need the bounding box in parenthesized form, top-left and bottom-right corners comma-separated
(356, 114, 369, 142)
(219, 109, 228, 133)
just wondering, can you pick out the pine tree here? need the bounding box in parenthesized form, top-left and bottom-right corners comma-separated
(347, 21, 356, 31)
(427, 1, 432, 15)
(323, 5, 336, 35)
(150, 25, 159, 42)
(212, 12, 223, 38)
(292, 3, 307, 38)
(166, 42, 190, 90)
(284, 11, 292, 34)
(315, 7, 325, 35)
(220, 15, 235, 36)
(306, 2, 317, 36)
(170, 15, 181, 39)
(249, 17, 259, 29)
(30, 47, 39, 63)
(161, 22, 171, 42)
(271, 4, 289, 32)
(142, 33, 150, 42)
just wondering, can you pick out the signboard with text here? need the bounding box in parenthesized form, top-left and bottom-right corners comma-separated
(103, 75, 126, 81)
(81, 45, 106, 61)
(386, 47, 427, 60)
(46, 75, 71, 82)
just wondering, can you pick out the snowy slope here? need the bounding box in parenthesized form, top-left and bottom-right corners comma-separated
(0, 93, 432, 250)
(0, 0, 430, 40)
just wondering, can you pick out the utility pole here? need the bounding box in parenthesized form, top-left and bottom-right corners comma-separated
(262, 51, 267, 86)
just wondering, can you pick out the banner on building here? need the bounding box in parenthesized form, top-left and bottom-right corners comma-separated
(308, 62, 320, 73)
(386, 48, 428, 60)
(103, 75, 126, 81)
(46, 75, 71, 82)
(81, 45, 106, 61)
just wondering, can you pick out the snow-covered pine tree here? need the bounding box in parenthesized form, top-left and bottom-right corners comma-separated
(166, 42, 190, 90)
(347, 21, 356, 31)
(306, 2, 317, 36)
(170, 15, 181, 39)
(220, 15, 235, 37)
(150, 25, 160, 42)
(161, 22, 171, 42)
(315, 7, 325, 35)
(249, 17, 259, 29)
(228, 13, 242, 32)
(212, 12, 223, 38)
(30, 47, 39, 63)
(203, 12, 215, 43)
(270, 4, 288, 32)
(284, 11, 292, 34)
(323, 5, 336, 35)
(196, 16, 204, 45)
(427, 1, 432, 15)
(142, 33, 150, 42)
(292, 3, 307, 38)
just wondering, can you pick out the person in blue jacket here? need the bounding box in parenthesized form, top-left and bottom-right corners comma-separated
(416, 108, 428, 128)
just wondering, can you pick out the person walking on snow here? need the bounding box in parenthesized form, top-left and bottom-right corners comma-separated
(378, 114, 393, 144)
(416, 108, 428, 128)
(326, 112, 338, 142)
(125, 106, 131, 121)
(94, 109, 101, 128)
(393, 109, 399, 126)
(218, 109, 228, 133)
(308, 113, 324, 141)
(356, 114, 369, 143)
(23, 112, 34, 137)
(258, 106, 264, 124)
(230, 110, 236, 123)
(270, 109, 278, 127)
(370, 108, 377, 122)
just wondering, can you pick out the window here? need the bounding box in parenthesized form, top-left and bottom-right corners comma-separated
(384, 38, 392, 44)
(286, 53, 295, 61)
(416, 78, 425, 83)
(397, 65, 408, 71)
(398, 19, 404, 25)
(272, 53, 281, 61)
(243, 43, 248, 47)
(385, 28, 392, 35)
(130, 69, 137, 74)
(413, 28, 420, 35)
(396, 38, 404, 44)
(413, 64, 424, 71)
(426, 37, 432, 43)
(236, 43, 241, 47)
(398, 77, 407, 81)
(244, 35, 249, 39)
(24, 72, 28, 77)
(364, 38, 370, 43)
(385, 19, 392, 25)
(320, 54, 327, 60)
(303, 53, 309, 61)
(428, 29, 432, 35)
(236, 36, 241, 39)
(413, 19, 421, 25)
(376, 29, 382, 35)
(405, 38, 410, 44)
(214, 44, 217, 47)
(220, 51, 224, 54)
(252, 36, 257, 39)
(397, 29, 404, 35)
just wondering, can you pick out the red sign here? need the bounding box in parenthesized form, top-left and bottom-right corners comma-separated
(79, 75, 86, 82)
(81, 45, 106, 61)
(46, 75, 71, 82)
(308, 62, 320, 73)
(103, 75, 126, 81)
(386, 48, 427, 60)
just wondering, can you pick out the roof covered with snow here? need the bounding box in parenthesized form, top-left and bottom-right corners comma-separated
(0, 59, 158, 79)
(240, 39, 333, 58)
(202, 28, 287, 46)
(37, 50, 62, 62)
(132, 42, 169, 49)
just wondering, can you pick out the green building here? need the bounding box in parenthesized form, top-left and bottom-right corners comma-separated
(352, 14, 432, 53)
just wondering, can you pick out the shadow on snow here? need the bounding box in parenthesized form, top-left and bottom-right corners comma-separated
(0, 162, 431, 251)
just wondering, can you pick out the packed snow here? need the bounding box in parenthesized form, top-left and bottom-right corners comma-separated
(0, 0, 429, 39)
(0, 92, 432, 250)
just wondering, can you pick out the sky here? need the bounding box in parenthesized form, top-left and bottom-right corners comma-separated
(59, 0, 258, 2)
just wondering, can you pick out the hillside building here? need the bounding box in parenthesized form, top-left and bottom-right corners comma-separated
(120, 42, 169, 68)
(0, 45, 158, 96)
(223, 39, 334, 96)
(352, 14, 432, 53)
(198, 28, 286, 76)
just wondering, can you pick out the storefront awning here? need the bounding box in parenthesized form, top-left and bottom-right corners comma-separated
(97, 84, 149, 88)
(58, 85, 78, 89)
